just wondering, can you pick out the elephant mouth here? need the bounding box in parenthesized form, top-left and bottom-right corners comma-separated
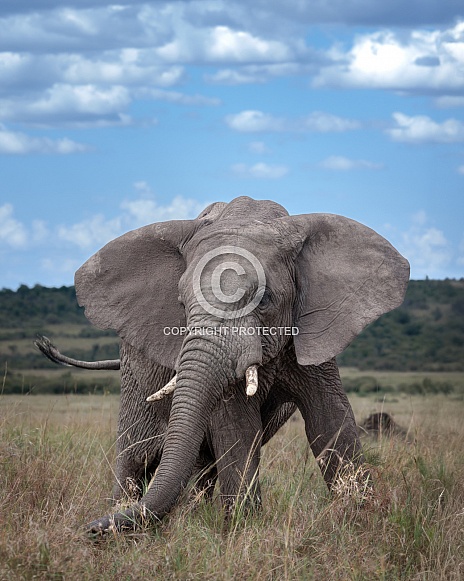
(146, 363, 260, 402)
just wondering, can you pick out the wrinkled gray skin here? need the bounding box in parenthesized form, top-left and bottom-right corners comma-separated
(35, 335, 296, 504)
(75, 196, 409, 533)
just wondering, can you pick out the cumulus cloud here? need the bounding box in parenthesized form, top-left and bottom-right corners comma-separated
(386, 112, 464, 143)
(121, 195, 207, 225)
(226, 110, 359, 133)
(57, 214, 123, 249)
(0, 83, 134, 128)
(139, 88, 220, 106)
(158, 25, 293, 63)
(314, 21, 464, 94)
(0, 1, 461, 28)
(398, 211, 453, 278)
(319, 155, 383, 170)
(1, 190, 208, 256)
(0, 204, 28, 247)
(56, 190, 208, 249)
(1, 2, 462, 131)
(231, 162, 288, 179)
(226, 110, 286, 132)
(0, 124, 89, 154)
(205, 63, 313, 85)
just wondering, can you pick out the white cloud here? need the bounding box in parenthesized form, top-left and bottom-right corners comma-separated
(0, 204, 28, 247)
(386, 112, 464, 143)
(1, 190, 208, 254)
(226, 110, 286, 132)
(0, 83, 135, 127)
(319, 155, 383, 170)
(206, 63, 309, 85)
(398, 211, 453, 278)
(41, 257, 83, 276)
(226, 110, 359, 133)
(139, 88, 220, 107)
(121, 194, 207, 225)
(206, 68, 267, 85)
(56, 190, 208, 249)
(314, 21, 464, 94)
(249, 141, 270, 154)
(435, 96, 464, 108)
(0, 125, 88, 154)
(458, 165, 464, 174)
(157, 25, 293, 63)
(57, 214, 123, 249)
(4, 4, 462, 131)
(232, 162, 288, 179)
(302, 112, 359, 132)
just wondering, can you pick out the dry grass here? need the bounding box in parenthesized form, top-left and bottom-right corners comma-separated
(0, 393, 463, 580)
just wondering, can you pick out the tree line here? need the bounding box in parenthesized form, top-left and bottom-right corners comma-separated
(1, 280, 463, 389)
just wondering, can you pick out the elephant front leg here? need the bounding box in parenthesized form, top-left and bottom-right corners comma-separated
(279, 356, 369, 490)
(209, 390, 263, 514)
(189, 441, 218, 503)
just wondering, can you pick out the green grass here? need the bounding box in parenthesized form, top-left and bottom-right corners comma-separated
(1, 393, 463, 580)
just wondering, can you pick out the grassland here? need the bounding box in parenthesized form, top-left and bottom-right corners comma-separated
(1, 392, 463, 580)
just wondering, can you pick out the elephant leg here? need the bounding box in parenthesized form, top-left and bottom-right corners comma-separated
(209, 389, 263, 513)
(278, 352, 366, 488)
(113, 343, 173, 503)
(112, 452, 162, 503)
(189, 441, 218, 503)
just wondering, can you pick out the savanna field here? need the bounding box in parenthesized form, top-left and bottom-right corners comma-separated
(0, 390, 463, 580)
(0, 281, 463, 580)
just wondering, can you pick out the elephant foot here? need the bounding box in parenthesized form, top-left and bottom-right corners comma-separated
(84, 504, 157, 538)
(221, 491, 262, 520)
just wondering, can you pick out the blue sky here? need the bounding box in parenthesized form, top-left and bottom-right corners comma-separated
(1, 0, 463, 289)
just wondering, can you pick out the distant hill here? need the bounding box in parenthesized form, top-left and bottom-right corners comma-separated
(1, 279, 463, 372)
(0, 284, 85, 327)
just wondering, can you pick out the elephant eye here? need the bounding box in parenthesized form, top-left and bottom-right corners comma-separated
(259, 288, 272, 309)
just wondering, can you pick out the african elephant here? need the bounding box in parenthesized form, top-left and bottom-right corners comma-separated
(34, 335, 296, 504)
(74, 196, 409, 533)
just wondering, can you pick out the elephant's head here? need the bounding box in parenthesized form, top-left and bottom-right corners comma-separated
(75, 196, 409, 529)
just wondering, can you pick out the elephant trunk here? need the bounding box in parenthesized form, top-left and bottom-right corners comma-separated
(139, 343, 228, 518)
(86, 327, 263, 534)
(87, 336, 233, 532)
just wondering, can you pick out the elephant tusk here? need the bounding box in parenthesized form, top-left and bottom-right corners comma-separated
(146, 375, 177, 402)
(245, 365, 258, 396)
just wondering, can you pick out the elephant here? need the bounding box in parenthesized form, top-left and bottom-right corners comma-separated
(34, 335, 296, 504)
(73, 196, 409, 533)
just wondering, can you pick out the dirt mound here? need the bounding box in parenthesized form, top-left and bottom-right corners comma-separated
(359, 412, 408, 438)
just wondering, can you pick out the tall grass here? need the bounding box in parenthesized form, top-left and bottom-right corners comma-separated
(0, 394, 462, 580)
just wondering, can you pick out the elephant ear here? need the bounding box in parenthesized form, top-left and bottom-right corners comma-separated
(75, 220, 196, 369)
(284, 214, 409, 366)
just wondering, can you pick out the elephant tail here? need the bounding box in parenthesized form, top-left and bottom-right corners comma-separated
(34, 335, 121, 370)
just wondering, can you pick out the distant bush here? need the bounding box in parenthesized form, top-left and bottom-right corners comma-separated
(399, 377, 455, 396)
(343, 376, 394, 395)
(338, 279, 464, 371)
(343, 376, 456, 396)
(1, 370, 120, 395)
